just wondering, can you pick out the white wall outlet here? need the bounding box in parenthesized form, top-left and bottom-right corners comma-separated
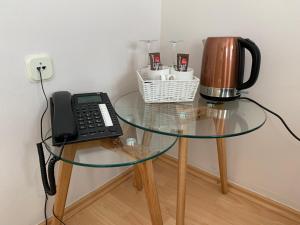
(25, 53, 54, 81)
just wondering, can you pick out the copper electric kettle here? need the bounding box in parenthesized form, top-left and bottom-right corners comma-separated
(200, 37, 261, 101)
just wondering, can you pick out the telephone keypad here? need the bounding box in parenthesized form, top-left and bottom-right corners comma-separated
(75, 101, 116, 136)
(68, 92, 123, 144)
(79, 125, 86, 130)
(97, 127, 105, 132)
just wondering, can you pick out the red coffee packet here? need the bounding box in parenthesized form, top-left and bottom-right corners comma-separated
(149, 52, 161, 70)
(177, 53, 189, 72)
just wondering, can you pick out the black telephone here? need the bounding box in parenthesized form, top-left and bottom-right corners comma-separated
(37, 91, 122, 196)
(51, 91, 123, 146)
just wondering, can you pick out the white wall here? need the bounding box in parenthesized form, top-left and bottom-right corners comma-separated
(161, 0, 300, 211)
(0, 1, 161, 225)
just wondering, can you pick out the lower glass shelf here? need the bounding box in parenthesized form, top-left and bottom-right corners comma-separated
(44, 122, 177, 168)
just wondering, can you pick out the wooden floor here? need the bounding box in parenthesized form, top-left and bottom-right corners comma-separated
(65, 160, 298, 225)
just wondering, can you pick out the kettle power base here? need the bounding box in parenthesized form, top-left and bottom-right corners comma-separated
(200, 93, 241, 103)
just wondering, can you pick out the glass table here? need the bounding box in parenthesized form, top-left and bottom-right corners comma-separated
(45, 124, 177, 225)
(114, 91, 267, 225)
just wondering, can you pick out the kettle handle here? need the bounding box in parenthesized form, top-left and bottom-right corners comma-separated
(237, 38, 261, 90)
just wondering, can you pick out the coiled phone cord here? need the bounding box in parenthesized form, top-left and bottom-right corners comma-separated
(37, 141, 66, 195)
(37, 138, 67, 225)
(239, 97, 300, 142)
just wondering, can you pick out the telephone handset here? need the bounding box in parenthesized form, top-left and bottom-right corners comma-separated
(51, 91, 123, 146)
(51, 91, 77, 143)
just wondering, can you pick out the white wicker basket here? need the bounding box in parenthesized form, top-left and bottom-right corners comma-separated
(137, 68, 200, 103)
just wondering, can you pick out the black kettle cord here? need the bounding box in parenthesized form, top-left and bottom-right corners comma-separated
(239, 97, 300, 142)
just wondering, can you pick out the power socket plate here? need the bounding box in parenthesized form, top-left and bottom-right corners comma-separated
(25, 53, 53, 81)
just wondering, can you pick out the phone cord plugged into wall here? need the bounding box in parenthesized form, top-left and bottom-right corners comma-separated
(36, 67, 67, 225)
(239, 97, 300, 142)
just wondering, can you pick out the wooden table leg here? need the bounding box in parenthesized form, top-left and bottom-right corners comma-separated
(137, 160, 163, 225)
(216, 138, 228, 194)
(122, 121, 144, 191)
(213, 111, 229, 195)
(176, 137, 188, 225)
(142, 131, 153, 146)
(133, 165, 143, 191)
(52, 145, 76, 225)
(133, 131, 153, 191)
